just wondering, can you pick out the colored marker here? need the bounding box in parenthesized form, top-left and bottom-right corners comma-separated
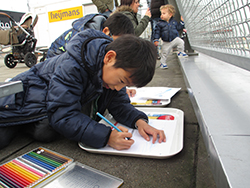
(96, 112, 131, 140)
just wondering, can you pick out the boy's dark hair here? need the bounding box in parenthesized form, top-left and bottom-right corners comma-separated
(106, 34, 157, 87)
(103, 13, 134, 35)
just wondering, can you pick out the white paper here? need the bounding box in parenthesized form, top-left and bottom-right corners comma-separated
(129, 87, 181, 102)
(98, 118, 177, 156)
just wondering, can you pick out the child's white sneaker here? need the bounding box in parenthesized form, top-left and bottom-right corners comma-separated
(178, 52, 188, 58)
(160, 63, 168, 69)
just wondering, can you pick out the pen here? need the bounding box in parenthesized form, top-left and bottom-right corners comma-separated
(96, 112, 131, 140)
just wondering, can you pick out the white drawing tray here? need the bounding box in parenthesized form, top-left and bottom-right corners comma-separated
(79, 108, 184, 159)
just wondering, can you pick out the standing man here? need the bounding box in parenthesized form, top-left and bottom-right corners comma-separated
(92, 0, 119, 17)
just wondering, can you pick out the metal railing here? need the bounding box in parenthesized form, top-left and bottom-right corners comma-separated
(176, 0, 250, 70)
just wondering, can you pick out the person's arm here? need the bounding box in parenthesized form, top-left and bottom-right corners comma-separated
(124, 8, 151, 37)
(135, 8, 151, 37)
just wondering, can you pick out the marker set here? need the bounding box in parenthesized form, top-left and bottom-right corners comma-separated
(0, 147, 73, 188)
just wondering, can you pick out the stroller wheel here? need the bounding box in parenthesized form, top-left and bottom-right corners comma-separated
(24, 52, 37, 68)
(4, 54, 17, 68)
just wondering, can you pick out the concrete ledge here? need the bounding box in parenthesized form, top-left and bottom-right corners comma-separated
(0, 81, 23, 98)
(178, 52, 250, 188)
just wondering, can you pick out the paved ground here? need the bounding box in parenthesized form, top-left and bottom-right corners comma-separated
(0, 52, 216, 188)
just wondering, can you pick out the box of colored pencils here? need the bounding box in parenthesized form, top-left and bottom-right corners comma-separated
(0, 147, 123, 188)
(0, 147, 73, 188)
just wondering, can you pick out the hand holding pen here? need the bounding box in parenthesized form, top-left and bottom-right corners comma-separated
(96, 112, 134, 150)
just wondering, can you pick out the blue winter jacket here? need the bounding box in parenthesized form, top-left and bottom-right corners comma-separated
(153, 17, 185, 42)
(46, 14, 107, 58)
(0, 29, 148, 148)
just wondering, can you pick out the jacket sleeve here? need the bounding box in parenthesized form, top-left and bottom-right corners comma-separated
(124, 12, 150, 37)
(176, 20, 185, 31)
(107, 87, 148, 128)
(46, 29, 73, 59)
(46, 59, 111, 148)
(135, 15, 150, 37)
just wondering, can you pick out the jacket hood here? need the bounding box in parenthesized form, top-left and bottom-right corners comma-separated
(113, 5, 133, 14)
(72, 14, 107, 32)
(66, 29, 112, 67)
(66, 29, 112, 89)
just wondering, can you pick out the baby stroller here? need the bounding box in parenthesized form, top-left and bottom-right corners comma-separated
(0, 12, 38, 68)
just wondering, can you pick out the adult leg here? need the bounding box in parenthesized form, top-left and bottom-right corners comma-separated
(151, 18, 160, 41)
(0, 126, 20, 149)
(24, 118, 60, 143)
(150, 19, 154, 42)
(151, 18, 161, 59)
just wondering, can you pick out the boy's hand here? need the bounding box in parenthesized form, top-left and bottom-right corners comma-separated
(126, 88, 136, 98)
(154, 41, 159, 47)
(136, 119, 166, 144)
(108, 126, 134, 150)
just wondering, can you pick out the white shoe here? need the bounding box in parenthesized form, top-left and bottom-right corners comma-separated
(160, 63, 168, 69)
(178, 52, 188, 58)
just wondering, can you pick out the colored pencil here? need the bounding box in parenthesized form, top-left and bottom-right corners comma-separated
(96, 112, 131, 140)
(18, 157, 50, 174)
(0, 171, 23, 188)
(96, 112, 122, 132)
(34, 149, 67, 164)
(10, 161, 41, 179)
(0, 166, 30, 187)
(13, 159, 45, 177)
(37, 148, 71, 163)
(22, 155, 55, 171)
(4, 163, 34, 183)
(27, 152, 61, 168)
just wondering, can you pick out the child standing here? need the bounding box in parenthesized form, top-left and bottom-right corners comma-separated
(153, 4, 188, 69)
(0, 29, 166, 150)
